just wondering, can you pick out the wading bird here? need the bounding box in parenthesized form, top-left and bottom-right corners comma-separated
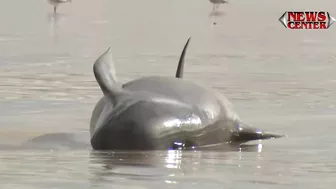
(48, 0, 72, 13)
(209, 0, 228, 11)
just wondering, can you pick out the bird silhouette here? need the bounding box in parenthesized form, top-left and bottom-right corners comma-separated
(47, 0, 72, 13)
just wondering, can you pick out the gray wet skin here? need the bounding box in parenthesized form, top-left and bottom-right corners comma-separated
(90, 37, 284, 150)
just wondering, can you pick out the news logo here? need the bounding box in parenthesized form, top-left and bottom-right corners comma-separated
(279, 11, 336, 29)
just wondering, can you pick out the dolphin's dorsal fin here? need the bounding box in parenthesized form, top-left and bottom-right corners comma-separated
(93, 47, 122, 103)
(175, 37, 191, 78)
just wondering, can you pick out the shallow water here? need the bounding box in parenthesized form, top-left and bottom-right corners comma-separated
(0, 0, 336, 188)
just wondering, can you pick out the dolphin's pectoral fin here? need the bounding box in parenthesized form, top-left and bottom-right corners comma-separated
(231, 122, 285, 143)
(175, 37, 191, 79)
(93, 47, 123, 102)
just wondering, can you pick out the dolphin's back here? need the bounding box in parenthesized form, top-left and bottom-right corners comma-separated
(122, 76, 238, 121)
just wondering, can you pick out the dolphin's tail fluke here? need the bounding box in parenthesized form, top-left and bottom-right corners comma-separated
(231, 122, 285, 143)
(175, 37, 191, 78)
(93, 47, 123, 104)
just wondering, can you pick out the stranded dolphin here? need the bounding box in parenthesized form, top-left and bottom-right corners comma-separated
(90, 37, 284, 150)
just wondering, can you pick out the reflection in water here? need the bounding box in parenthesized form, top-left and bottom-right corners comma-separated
(209, 11, 226, 17)
(88, 151, 168, 186)
(88, 150, 186, 187)
(87, 143, 263, 187)
(47, 12, 65, 44)
(208, 11, 226, 26)
(165, 150, 182, 169)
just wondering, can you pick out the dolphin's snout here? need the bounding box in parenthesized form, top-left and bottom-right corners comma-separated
(257, 131, 285, 139)
(230, 121, 285, 143)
